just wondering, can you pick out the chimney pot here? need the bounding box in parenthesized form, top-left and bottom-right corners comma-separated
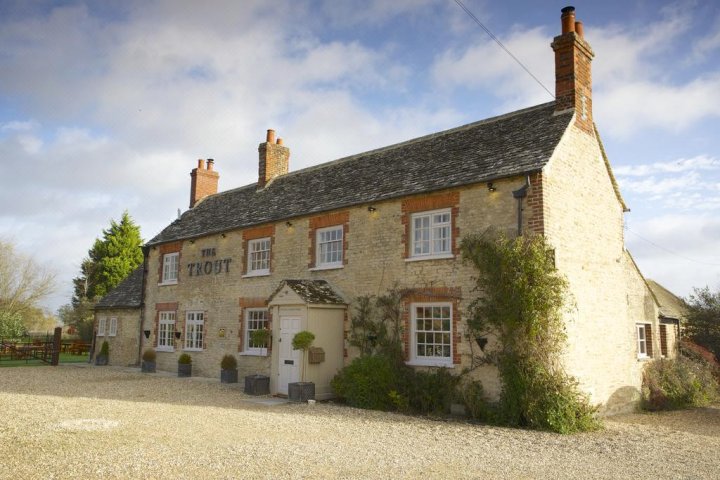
(266, 129, 275, 143)
(561, 6, 576, 34)
(276, 138, 283, 145)
(197, 159, 204, 169)
(207, 158, 214, 171)
(575, 21, 584, 38)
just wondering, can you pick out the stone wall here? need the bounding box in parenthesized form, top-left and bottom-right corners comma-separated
(93, 308, 141, 367)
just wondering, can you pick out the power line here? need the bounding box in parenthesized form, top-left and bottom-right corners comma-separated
(452, 0, 555, 99)
(626, 227, 720, 267)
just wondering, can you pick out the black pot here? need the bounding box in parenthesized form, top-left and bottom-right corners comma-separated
(244, 375, 270, 395)
(95, 354, 108, 366)
(141, 360, 156, 373)
(220, 368, 238, 384)
(178, 363, 192, 377)
(288, 382, 315, 402)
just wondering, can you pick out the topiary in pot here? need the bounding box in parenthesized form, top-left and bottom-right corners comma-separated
(220, 354, 238, 384)
(178, 353, 192, 377)
(141, 348, 156, 373)
(288, 330, 316, 402)
(95, 340, 109, 366)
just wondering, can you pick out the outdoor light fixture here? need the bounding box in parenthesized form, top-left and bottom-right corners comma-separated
(367, 206, 377, 212)
(143, 330, 151, 339)
(174, 331, 182, 339)
(286, 221, 293, 228)
(221, 233, 226, 238)
(487, 182, 496, 192)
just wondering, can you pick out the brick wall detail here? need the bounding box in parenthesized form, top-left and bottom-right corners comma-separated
(401, 191, 460, 258)
(308, 211, 350, 268)
(241, 225, 275, 275)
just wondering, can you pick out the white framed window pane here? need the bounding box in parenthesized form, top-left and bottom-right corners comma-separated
(317, 226, 343, 266)
(636, 324, 647, 356)
(411, 210, 451, 257)
(249, 238, 271, 272)
(185, 312, 204, 350)
(163, 253, 179, 282)
(109, 317, 117, 336)
(97, 317, 106, 336)
(245, 309, 269, 351)
(158, 311, 176, 350)
(413, 303, 452, 361)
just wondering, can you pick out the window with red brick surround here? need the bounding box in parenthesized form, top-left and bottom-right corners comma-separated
(241, 225, 275, 276)
(154, 302, 178, 349)
(308, 211, 349, 269)
(158, 242, 182, 285)
(238, 297, 270, 354)
(401, 287, 461, 366)
(401, 192, 459, 259)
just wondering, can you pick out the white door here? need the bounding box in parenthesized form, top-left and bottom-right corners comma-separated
(278, 317, 301, 394)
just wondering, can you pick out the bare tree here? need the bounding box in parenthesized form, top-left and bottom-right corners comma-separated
(0, 239, 56, 317)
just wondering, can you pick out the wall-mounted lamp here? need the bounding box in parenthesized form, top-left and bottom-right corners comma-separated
(143, 330, 151, 339)
(286, 221, 293, 228)
(174, 331, 182, 339)
(189, 240, 195, 244)
(487, 182, 497, 192)
(367, 206, 377, 212)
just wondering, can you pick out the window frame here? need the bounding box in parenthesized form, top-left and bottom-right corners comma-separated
(246, 237, 271, 276)
(243, 308, 269, 356)
(157, 311, 176, 352)
(409, 208, 453, 260)
(108, 317, 117, 337)
(636, 323, 649, 359)
(315, 225, 344, 269)
(409, 302, 453, 367)
(97, 317, 106, 337)
(184, 311, 205, 351)
(161, 252, 179, 285)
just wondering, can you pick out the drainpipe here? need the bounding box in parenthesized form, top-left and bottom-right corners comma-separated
(512, 176, 530, 236)
(138, 246, 149, 365)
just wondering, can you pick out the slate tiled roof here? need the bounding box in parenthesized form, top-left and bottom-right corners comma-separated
(148, 102, 573, 246)
(94, 267, 144, 310)
(646, 280, 687, 321)
(271, 280, 347, 305)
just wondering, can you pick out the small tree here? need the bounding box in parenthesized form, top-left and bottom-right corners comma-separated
(292, 330, 315, 382)
(684, 286, 720, 361)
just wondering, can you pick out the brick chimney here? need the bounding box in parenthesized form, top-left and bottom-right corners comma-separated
(258, 129, 290, 189)
(551, 6, 595, 134)
(189, 158, 219, 208)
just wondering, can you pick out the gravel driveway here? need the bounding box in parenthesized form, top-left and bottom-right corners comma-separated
(1, 365, 718, 479)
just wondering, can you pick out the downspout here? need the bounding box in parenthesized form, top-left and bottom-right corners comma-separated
(512, 176, 530, 236)
(138, 246, 149, 365)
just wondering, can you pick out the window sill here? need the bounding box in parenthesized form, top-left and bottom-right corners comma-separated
(156, 348, 175, 353)
(406, 359, 453, 368)
(240, 351, 269, 357)
(183, 348, 203, 352)
(637, 355, 651, 361)
(309, 264, 344, 272)
(158, 280, 178, 286)
(405, 254, 455, 263)
(242, 271, 270, 278)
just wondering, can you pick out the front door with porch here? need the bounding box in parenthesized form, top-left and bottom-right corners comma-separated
(278, 316, 301, 395)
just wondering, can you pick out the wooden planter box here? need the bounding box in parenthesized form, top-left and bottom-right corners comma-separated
(221, 369, 238, 384)
(178, 364, 192, 377)
(244, 375, 270, 395)
(288, 382, 315, 402)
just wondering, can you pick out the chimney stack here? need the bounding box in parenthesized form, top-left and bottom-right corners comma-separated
(551, 6, 595, 134)
(189, 158, 220, 208)
(258, 129, 290, 189)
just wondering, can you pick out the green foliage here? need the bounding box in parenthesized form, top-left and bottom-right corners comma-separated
(178, 353, 192, 365)
(402, 367, 460, 415)
(250, 328, 270, 349)
(461, 231, 600, 433)
(642, 356, 719, 411)
(0, 311, 26, 339)
(99, 340, 109, 356)
(684, 286, 720, 361)
(331, 355, 401, 410)
(291, 330, 315, 351)
(142, 348, 156, 362)
(220, 354, 237, 370)
(57, 300, 95, 341)
(460, 380, 497, 422)
(348, 289, 404, 359)
(72, 211, 143, 303)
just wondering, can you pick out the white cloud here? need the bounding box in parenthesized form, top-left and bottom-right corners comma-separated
(614, 155, 720, 176)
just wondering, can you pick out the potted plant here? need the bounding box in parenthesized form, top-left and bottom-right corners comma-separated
(95, 340, 109, 366)
(220, 354, 238, 384)
(141, 348, 156, 373)
(178, 353, 192, 377)
(244, 328, 271, 395)
(288, 330, 315, 402)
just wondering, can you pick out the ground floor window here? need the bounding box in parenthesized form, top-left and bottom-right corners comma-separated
(244, 309, 268, 355)
(97, 317, 106, 336)
(108, 317, 117, 337)
(185, 311, 204, 351)
(636, 323, 653, 359)
(411, 303, 452, 366)
(157, 311, 176, 351)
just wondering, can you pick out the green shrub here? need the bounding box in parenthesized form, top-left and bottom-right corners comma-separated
(460, 380, 497, 422)
(178, 353, 192, 365)
(331, 355, 401, 410)
(402, 367, 461, 415)
(642, 356, 719, 411)
(220, 354, 237, 370)
(99, 340, 109, 356)
(142, 348, 156, 362)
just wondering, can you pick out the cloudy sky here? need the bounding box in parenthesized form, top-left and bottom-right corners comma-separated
(1, 0, 719, 313)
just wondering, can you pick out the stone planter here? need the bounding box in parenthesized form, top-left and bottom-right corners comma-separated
(288, 382, 315, 402)
(141, 360, 156, 373)
(178, 363, 192, 377)
(95, 354, 108, 366)
(244, 375, 270, 395)
(220, 369, 238, 384)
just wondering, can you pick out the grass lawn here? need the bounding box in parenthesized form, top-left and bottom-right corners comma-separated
(0, 352, 90, 367)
